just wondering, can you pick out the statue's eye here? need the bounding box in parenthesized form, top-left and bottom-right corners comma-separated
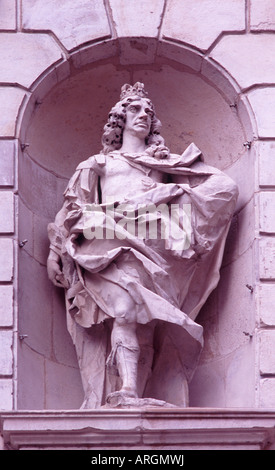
(129, 105, 139, 113)
(146, 109, 154, 118)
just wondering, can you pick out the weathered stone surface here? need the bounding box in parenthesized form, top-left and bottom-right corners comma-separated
(217, 249, 254, 356)
(251, 0, 275, 31)
(0, 33, 62, 89)
(162, 0, 245, 51)
(17, 343, 45, 410)
(0, 239, 13, 282)
(210, 34, 275, 90)
(247, 88, 275, 138)
(118, 37, 158, 65)
(259, 238, 275, 279)
(24, 60, 71, 114)
(2, 409, 275, 450)
(237, 199, 255, 256)
(0, 331, 13, 376)
(0, 379, 13, 410)
(71, 40, 118, 69)
(0, 88, 25, 137)
(259, 378, 275, 407)
(45, 359, 83, 410)
(0, 191, 14, 233)
(259, 330, 275, 375)
(0, 285, 13, 327)
(235, 94, 255, 142)
(257, 140, 275, 187)
(0, 0, 16, 30)
(0, 140, 15, 186)
(109, 0, 165, 37)
(201, 57, 239, 104)
(33, 213, 51, 266)
(18, 251, 52, 359)
(225, 147, 255, 212)
(22, 0, 111, 51)
(257, 284, 275, 327)
(18, 198, 33, 258)
(158, 40, 202, 72)
(259, 192, 275, 233)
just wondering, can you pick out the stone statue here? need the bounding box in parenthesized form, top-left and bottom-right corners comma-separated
(47, 82, 238, 409)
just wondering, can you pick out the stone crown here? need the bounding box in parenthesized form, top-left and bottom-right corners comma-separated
(120, 82, 148, 100)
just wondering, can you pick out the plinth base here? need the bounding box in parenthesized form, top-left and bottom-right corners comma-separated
(1, 409, 275, 450)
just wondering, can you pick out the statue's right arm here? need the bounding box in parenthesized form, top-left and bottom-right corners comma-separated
(47, 158, 100, 288)
(47, 252, 68, 288)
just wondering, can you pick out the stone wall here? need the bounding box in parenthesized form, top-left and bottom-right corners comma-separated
(1, 0, 275, 412)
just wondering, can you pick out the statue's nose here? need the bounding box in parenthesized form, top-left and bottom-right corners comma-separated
(139, 111, 148, 120)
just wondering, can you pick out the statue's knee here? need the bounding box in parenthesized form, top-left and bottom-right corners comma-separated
(114, 316, 137, 329)
(113, 292, 135, 321)
(114, 316, 128, 327)
(113, 304, 136, 325)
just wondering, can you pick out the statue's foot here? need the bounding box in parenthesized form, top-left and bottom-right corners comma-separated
(106, 389, 138, 405)
(120, 386, 138, 398)
(104, 390, 177, 409)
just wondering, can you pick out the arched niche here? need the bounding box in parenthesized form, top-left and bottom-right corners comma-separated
(17, 38, 256, 409)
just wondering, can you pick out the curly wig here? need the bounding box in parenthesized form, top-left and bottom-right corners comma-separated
(101, 95, 169, 159)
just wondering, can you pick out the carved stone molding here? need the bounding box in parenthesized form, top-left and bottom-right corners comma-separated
(1, 408, 275, 450)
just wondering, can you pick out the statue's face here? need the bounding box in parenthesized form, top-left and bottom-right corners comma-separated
(124, 98, 153, 139)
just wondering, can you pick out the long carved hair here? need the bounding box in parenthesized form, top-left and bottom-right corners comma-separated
(101, 95, 169, 159)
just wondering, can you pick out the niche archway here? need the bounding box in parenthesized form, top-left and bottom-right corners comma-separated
(17, 38, 256, 409)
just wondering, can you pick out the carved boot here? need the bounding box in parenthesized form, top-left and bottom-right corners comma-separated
(116, 343, 140, 397)
(106, 342, 140, 405)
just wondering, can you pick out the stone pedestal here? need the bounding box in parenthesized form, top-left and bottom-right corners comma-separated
(1, 408, 275, 450)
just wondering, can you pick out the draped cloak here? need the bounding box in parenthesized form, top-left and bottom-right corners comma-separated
(48, 143, 238, 407)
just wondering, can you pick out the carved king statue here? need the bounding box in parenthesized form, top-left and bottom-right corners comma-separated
(47, 83, 238, 408)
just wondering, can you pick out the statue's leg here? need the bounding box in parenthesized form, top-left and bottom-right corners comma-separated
(104, 283, 141, 399)
(110, 319, 140, 398)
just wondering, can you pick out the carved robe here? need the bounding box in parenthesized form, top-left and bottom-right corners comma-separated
(48, 143, 238, 407)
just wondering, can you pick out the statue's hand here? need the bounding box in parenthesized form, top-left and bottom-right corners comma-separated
(47, 258, 69, 289)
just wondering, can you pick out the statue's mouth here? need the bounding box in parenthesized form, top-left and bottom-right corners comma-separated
(135, 121, 149, 128)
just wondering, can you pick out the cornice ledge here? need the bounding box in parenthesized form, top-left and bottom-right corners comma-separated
(1, 408, 275, 450)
